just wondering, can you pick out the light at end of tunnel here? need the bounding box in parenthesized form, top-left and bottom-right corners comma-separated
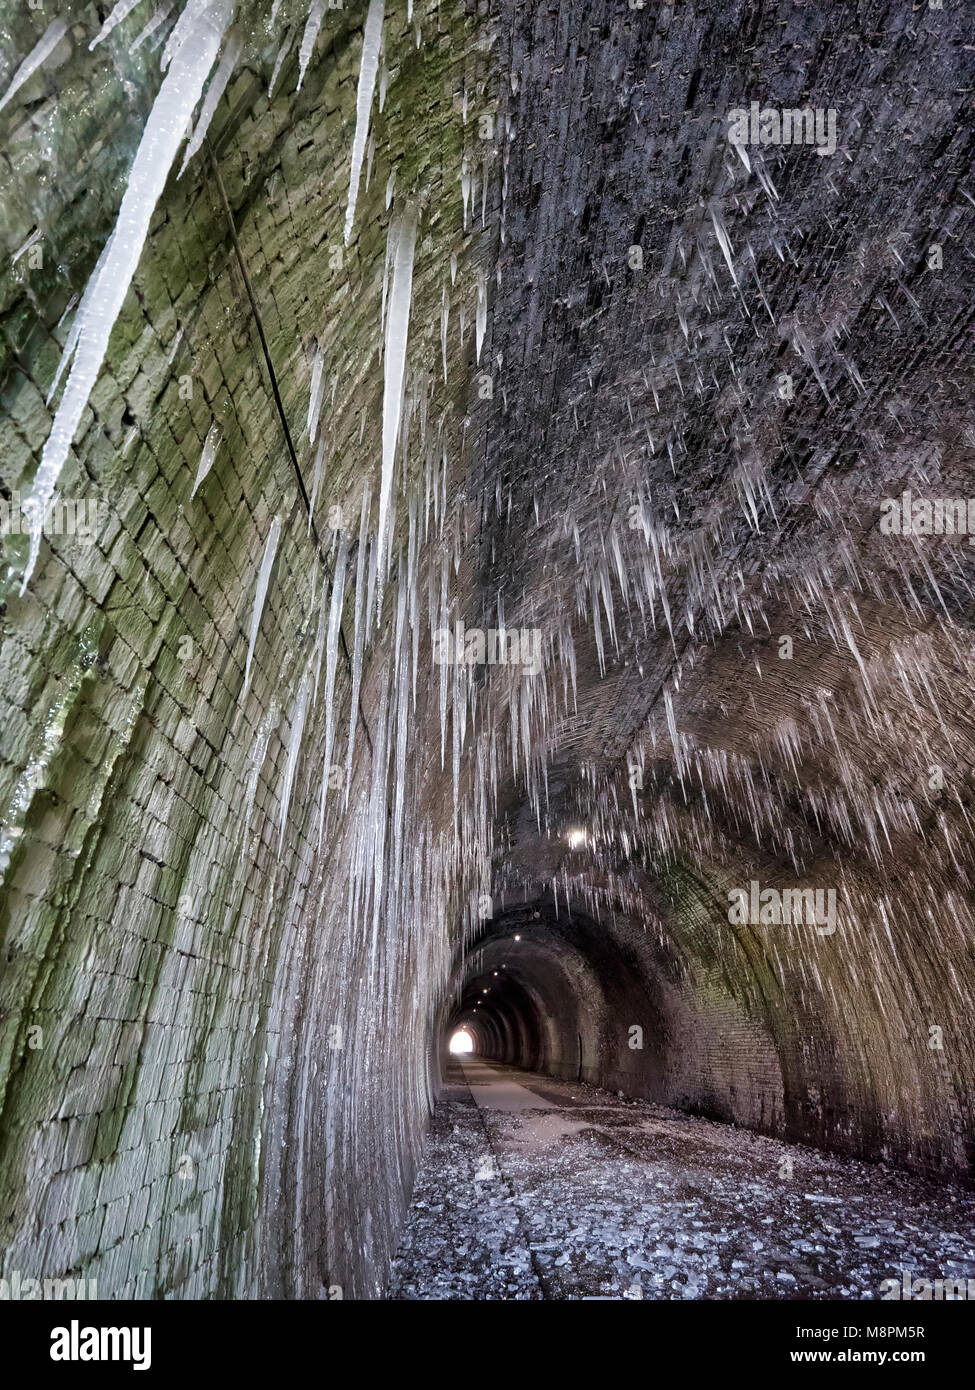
(449, 1029, 474, 1054)
(566, 827, 587, 849)
(514, 934, 521, 941)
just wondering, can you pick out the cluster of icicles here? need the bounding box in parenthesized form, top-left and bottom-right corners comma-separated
(14, 0, 387, 592)
(9, 0, 974, 1031)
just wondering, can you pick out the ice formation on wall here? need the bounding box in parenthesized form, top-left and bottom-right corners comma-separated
(243, 515, 282, 698)
(0, 18, 68, 115)
(89, 0, 146, 50)
(378, 208, 417, 593)
(178, 28, 242, 176)
(20, 0, 233, 593)
(190, 422, 221, 499)
(342, 0, 385, 246)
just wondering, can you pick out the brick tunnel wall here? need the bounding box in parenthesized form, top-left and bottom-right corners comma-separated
(456, 839, 973, 1184)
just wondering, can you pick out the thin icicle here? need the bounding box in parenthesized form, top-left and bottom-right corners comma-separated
(311, 570, 330, 702)
(342, 0, 385, 245)
(279, 671, 311, 853)
(306, 341, 325, 443)
(178, 29, 241, 177)
(268, 26, 293, 98)
(475, 267, 487, 363)
(190, 421, 220, 498)
(0, 19, 68, 115)
(131, 3, 173, 52)
(243, 515, 282, 698)
(20, 0, 231, 594)
(11, 229, 41, 265)
(47, 231, 116, 405)
(90, 0, 145, 50)
(296, 0, 324, 91)
(378, 208, 417, 586)
(345, 491, 370, 787)
(317, 535, 349, 848)
(308, 433, 327, 524)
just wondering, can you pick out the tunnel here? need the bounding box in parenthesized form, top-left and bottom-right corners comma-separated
(1, 0, 974, 1330)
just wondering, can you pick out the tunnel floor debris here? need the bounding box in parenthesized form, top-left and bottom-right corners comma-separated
(387, 1059, 975, 1301)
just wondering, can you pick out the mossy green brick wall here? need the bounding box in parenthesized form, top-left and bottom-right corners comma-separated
(0, 0, 494, 1299)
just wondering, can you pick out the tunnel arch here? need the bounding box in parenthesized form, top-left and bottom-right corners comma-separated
(445, 892, 787, 1132)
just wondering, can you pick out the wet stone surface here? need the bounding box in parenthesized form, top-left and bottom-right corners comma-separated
(388, 1061, 975, 1301)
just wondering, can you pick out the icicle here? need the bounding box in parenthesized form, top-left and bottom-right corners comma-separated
(190, 420, 220, 498)
(378, 208, 417, 586)
(47, 231, 116, 405)
(10, 229, 40, 266)
(311, 570, 329, 702)
(131, 3, 172, 52)
(345, 491, 370, 787)
(268, 26, 293, 98)
(90, 0, 146, 49)
(308, 432, 327, 524)
(317, 535, 349, 848)
(342, 0, 384, 245)
(243, 515, 282, 698)
(306, 340, 325, 443)
(178, 29, 241, 177)
(296, 0, 324, 91)
(475, 267, 487, 363)
(19, 0, 231, 594)
(241, 707, 275, 847)
(710, 206, 739, 289)
(0, 19, 68, 115)
(278, 671, 311, 853)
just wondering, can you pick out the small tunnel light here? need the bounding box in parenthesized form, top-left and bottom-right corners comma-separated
(514, 934, 521, 941)
(566, 827, 587, 849)
(493, 971, 498, 976)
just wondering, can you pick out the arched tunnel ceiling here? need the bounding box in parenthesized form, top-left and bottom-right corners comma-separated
(0, 0, 973, 1301)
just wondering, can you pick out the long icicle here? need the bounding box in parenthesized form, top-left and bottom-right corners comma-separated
(20, 0, 232, 594)
(378, 207, 417, 597)
(342, 0, 385, 245)
(243, 515, 282, 698)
